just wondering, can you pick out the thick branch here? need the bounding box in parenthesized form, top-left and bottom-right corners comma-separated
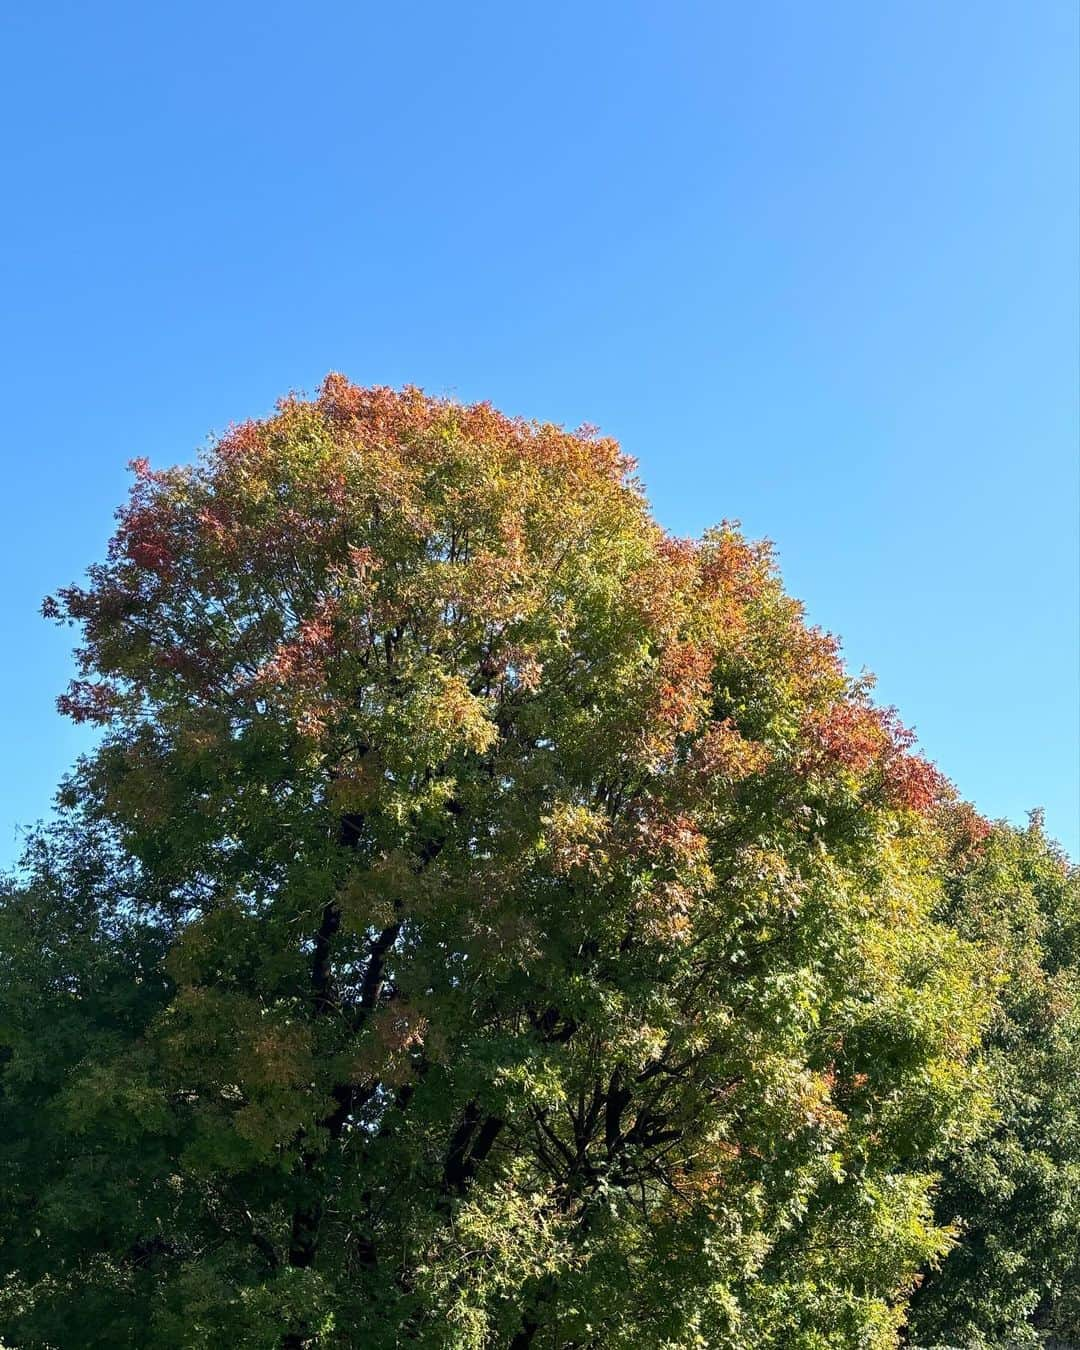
(441, 1101, 506, 1198)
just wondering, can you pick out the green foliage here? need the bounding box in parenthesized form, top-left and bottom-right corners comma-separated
(906, 814, 1080, 1349)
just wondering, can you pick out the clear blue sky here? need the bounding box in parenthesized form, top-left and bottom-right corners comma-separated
(1, 1, 1077, 862)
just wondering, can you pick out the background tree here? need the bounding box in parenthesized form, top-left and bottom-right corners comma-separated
(905, 813, 1080, 1349)
(0, 379, 1024, 1348)
(0, 820, 173, 1346)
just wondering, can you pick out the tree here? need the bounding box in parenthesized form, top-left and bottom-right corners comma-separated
(905, 814, 1080, 1349)
(0, 821, 173, 1347)
(1, 378, 1000, 1347)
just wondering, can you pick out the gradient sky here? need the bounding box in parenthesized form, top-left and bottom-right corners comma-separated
(1, 1, 1077, 862)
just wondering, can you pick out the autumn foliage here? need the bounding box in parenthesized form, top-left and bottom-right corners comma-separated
(1, 378, 1076, 1349)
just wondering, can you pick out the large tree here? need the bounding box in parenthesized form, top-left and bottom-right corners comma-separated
(0, 379, 1008, 1347)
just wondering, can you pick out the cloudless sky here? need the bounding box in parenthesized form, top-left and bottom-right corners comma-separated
(1, 1, 1077, 862)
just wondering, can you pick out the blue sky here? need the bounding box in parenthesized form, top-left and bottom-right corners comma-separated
(1, 1, 1077, 861)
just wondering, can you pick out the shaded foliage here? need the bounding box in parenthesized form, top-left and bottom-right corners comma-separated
(906, 814, 1080, 1348)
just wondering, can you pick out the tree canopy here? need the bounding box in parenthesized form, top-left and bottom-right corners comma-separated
(1, 378, 1076, 1349)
